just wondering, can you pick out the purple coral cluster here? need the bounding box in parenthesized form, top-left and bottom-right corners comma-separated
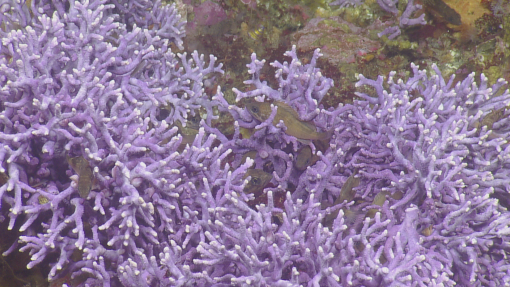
(325, 63, 510, 285)
(0, 0, 224, 285)
(215, 45, 510, 285)
(1, 0, 510, 286)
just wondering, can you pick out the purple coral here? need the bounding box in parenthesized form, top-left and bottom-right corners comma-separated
(0, 0, 223, 285)
(323, 63, 510, 285)
(214, 45, 510, 285)
(1, 0, 510, 286)
(377, 0, 426, 39)
(213, 46, 333, 189)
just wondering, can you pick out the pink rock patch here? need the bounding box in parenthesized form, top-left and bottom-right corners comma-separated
(194, 1, 227, 26)
(292, 17, 382, 65)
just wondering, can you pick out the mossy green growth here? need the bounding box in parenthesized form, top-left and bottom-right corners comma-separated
(320, 19, 352, 32)
(312, 35, 342, 47)
(380, 36, 418, 50)
(288, 0, 332, 11)
(476, 38, 496, 55)
(340, 4, 376, 27)
(255, 0, 304, 30)
(338, 63, 360, 82)
(503, 15, 510, 57)
(485, 66, 503, 87)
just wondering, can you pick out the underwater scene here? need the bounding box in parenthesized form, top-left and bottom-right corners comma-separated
(1, 0, 510, 286)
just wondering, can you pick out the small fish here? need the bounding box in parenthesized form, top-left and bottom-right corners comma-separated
(176, 121, 199, 142)
(26, 0, 34, 18)
(323, 171, 360, 227)
(179, 134, 198, 151)
(185, 114, 202, 130)
(240, 127, 255, 139)
(240, 22, 265, 40)
(295, 146, 320, 171)
(241, 150, 257, 165)
(336, 171, 360, 204)
(245, 101, 329, 140)
(67, 155, 93, 198)
(421, 225, 433, 236)
(0, 171, 8, 186)
(248, 25, 264, 40)
(177, 123, 199, 152)
(159, 121, 199, 151)
(366, 190, 404, 218)
(29, 179, 48, 188)
(422, 0, 461, 26)
(342, 208, 365, 232)
(480, 108, 505, 131)
(130, 60, 146, 76)
(242, 169, 272, 195)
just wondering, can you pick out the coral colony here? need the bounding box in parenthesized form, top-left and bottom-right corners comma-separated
(1, 0, 510, 286)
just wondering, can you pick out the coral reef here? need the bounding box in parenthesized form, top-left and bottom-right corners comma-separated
(1, 0, 510, 286)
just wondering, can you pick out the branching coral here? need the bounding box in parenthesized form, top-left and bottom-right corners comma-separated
(1, 0, 510, 286)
